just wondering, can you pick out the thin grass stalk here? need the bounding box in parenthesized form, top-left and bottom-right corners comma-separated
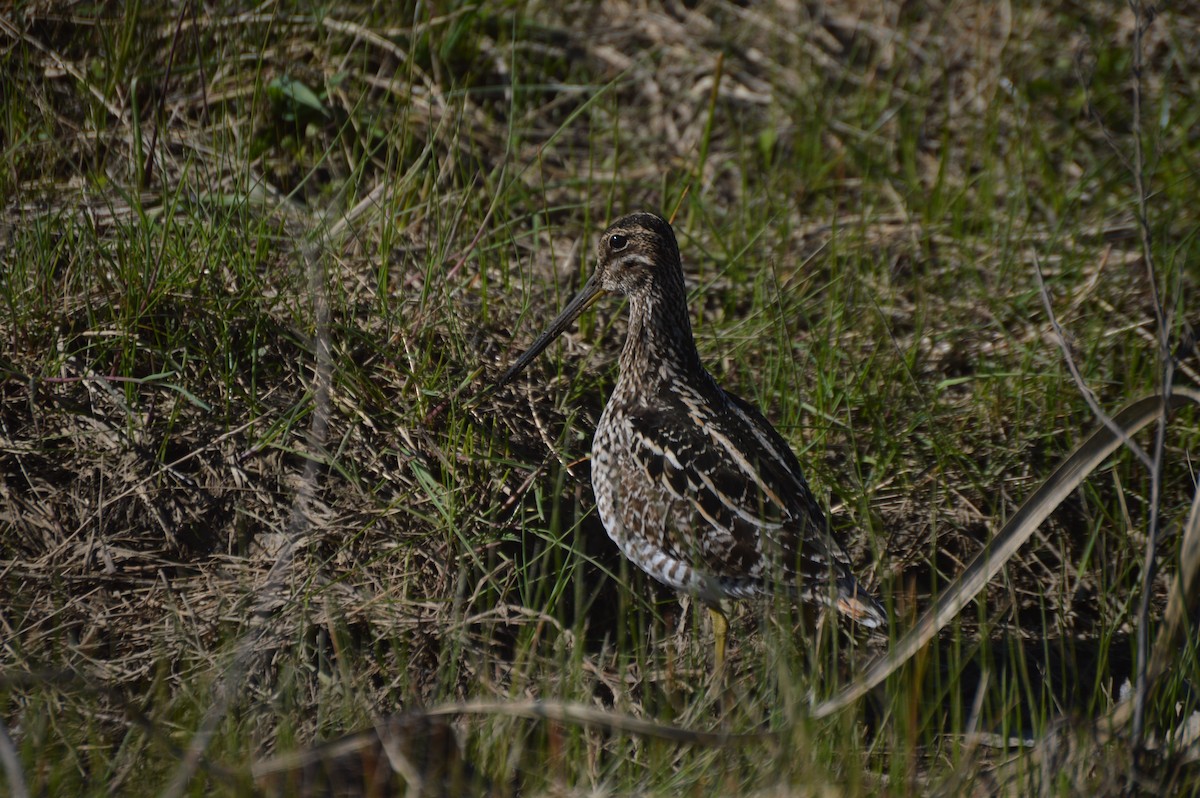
(1128, 0, 1173, 747)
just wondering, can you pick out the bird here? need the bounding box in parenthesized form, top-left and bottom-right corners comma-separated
(497, 212, 886, 667)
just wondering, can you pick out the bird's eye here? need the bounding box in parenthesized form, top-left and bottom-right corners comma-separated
(609, 234, 628, 251)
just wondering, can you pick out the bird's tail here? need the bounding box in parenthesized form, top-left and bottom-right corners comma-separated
(834, 575, 887, 630)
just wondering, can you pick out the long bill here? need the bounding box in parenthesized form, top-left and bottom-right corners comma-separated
(497, 272, 606, 387)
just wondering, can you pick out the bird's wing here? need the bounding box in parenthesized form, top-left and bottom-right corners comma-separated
(623, 385, 886, 627)
(718, 389, 887, 627)
(623, 391, 835, 582)
(718, 389, 854, 566)
(624, 404, 775, 587)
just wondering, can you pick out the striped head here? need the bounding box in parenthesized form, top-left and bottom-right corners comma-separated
(497, 212, 690, 387)
(594, 212, 684, 299)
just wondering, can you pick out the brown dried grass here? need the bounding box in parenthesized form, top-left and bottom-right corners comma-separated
(2, 1, 1199, 795)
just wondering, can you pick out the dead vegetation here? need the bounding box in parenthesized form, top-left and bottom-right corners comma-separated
(1, 1, 1199, 795)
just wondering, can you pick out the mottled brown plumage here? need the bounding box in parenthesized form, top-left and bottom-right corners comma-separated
(499, 212, 885, 664)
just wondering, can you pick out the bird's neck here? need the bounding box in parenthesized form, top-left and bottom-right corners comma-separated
(618, 287, 704, 391)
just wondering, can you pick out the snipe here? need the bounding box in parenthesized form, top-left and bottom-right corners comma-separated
(499, 212, 885, 666)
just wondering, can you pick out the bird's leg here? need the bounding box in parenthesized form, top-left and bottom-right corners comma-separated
(708, 605, 729, 670)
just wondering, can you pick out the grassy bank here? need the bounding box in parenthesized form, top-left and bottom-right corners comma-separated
(2, 2, 1198, 794)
